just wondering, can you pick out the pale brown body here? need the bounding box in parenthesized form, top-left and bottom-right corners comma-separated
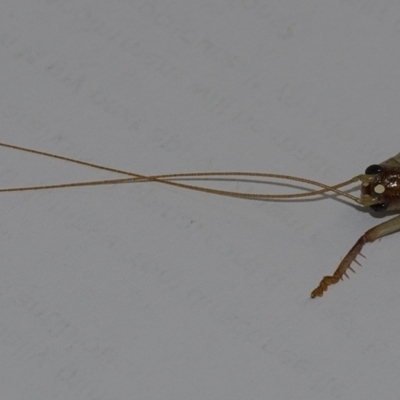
(311, 152, 400, 298)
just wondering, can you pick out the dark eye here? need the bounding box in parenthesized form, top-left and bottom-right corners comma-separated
(370, 203, 388, 212)
(365, 164, 383, 175)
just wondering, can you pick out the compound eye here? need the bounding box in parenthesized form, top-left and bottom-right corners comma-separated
(370, 203, 388, 212)
(365, 164, 383, 175)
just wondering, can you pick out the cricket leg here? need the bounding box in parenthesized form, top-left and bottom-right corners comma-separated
(311, 215, 400, 298)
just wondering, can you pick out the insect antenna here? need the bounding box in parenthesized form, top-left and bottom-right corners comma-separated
(0, 142, 364, 204)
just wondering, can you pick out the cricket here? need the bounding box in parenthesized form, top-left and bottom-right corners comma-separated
(1, 141, 399, 298)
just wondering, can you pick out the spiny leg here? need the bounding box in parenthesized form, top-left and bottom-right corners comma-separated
(311, 215, 400, 298)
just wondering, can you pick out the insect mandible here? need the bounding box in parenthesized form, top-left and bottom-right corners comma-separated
(1, 141, 399, 298)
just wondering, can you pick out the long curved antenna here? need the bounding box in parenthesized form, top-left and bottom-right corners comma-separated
(0, 142, 362, 204)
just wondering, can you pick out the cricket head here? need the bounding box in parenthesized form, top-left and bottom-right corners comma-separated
(360, 154, 400, 212)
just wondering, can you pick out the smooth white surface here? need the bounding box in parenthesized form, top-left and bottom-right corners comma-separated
(1, 1, 400, 399)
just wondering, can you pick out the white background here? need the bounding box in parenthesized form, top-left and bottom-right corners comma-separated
(1, 1, 400, 399)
